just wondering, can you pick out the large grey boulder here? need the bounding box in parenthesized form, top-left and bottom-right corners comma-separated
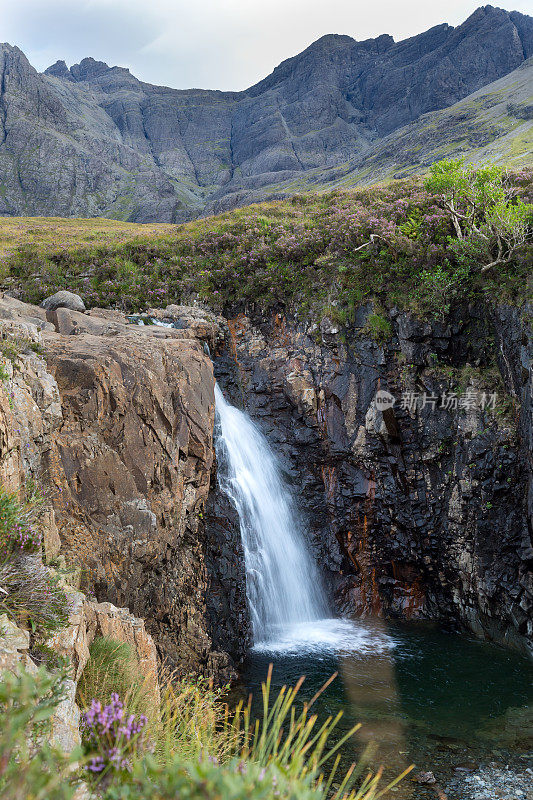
(41, 291, 86, 313)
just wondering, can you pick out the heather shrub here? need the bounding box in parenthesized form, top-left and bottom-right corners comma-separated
(78, 644, 237, 768)
(0, 556, 70, 638)
(0, 481, 69, 639)
(0, 668, 79, 800)
(76, 640, 152, 782)
(0, 484, 43, 558)
(81, 692, 148, 779)
(4, 170, 531, 320)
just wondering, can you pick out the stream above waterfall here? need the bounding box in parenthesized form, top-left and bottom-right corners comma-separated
(243, 619, 533, 799)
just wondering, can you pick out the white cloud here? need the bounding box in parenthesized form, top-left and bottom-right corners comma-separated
(1, 0, 531, 90)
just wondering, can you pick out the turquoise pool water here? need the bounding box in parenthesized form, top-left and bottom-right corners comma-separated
(242, 619, 533, 799)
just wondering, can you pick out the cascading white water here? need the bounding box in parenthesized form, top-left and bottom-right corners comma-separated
(144, 318, 393, 656)
(214, 384, 328, 645)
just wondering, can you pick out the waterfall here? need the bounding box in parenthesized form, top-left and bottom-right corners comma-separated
(214, 384, 328, 645)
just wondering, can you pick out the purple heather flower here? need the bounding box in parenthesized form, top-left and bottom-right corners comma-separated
(88, 756, 105, 773)
(82, 693, 147, 777)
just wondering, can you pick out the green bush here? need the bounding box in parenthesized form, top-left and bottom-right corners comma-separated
(425, 158, 533, 272)
(105, 755, 323, 800)
(414, 262, 469, 318)
(364, 313, 392, 342)
(0, 333, 42, 366)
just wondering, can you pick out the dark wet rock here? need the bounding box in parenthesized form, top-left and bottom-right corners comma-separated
(415, 771, 436, 784)
(213, 301, 533, 658)
(205, 472, 251, 665)
(447, 763, 533, 799)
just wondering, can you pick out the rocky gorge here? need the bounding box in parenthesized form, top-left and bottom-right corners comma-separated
(0, 290, 530, 680)
(0, 277, 531, 800)
(215, 303, 533, 659)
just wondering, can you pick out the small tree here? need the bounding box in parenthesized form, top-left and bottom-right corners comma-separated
(425, 158, 533, 271)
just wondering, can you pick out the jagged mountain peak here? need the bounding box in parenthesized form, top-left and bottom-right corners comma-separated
(0, 6, 531, 223)
(44, 55, 132, 83)
(44, 59, 72, 80)
(0, 42, 32, 63)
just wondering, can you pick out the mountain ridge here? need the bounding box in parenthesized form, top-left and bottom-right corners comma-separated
(0, 5, 532, 222)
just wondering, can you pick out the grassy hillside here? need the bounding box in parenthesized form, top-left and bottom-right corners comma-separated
(347, 57, 533, 180)
(1, 170, 532, 323)
(0, 216, 176, 262)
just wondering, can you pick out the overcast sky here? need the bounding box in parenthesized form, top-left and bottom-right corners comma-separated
(1, 0, 531, 91)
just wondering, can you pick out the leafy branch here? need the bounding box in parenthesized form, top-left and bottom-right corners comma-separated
(425, 159, 533, 272)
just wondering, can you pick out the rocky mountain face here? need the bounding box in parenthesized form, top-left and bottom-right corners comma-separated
(214, 303, 533, 658)
(0, 5, 532, 222)
(238, 55, 533, 201)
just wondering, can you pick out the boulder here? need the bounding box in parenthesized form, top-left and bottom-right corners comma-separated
(84, 601, 160, 706)
(0, 294, 54, 331)
(50, 678, 81, 753)
(41, 292, 86, 313)
(46, 591, 161, 706)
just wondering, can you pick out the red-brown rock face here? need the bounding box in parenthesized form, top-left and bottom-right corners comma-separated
(0, 297, 249, 678)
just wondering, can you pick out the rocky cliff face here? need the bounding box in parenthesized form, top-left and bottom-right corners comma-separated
(0, 6, 531, 221)
(214, 303, 532, 657)
(0, 297, 249, 679)
(1, 292, 531, 673)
